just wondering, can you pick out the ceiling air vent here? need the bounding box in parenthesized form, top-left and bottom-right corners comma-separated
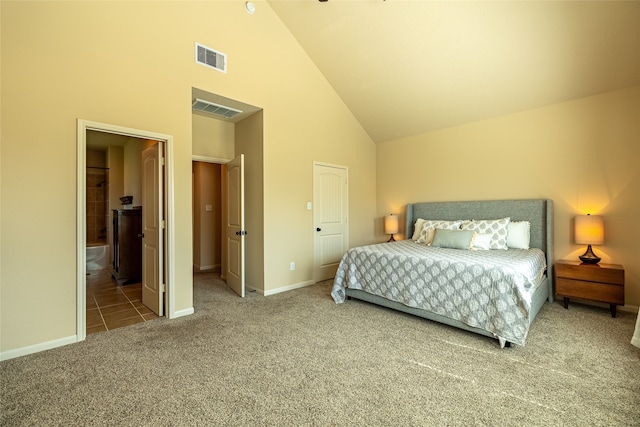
(195, 43, 227, 73)
(192, 98, 243, 119)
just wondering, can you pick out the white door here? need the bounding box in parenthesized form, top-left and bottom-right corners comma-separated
(226, 154, 245, 297)
(142, 143, 164, 316)
(313, 162, 349, 282)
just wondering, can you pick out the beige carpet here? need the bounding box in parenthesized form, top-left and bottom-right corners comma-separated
(1, 271, 639, 426)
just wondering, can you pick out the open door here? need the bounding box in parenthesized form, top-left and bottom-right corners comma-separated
(226, 154, 245, 297)
(142, 142, 164, 315)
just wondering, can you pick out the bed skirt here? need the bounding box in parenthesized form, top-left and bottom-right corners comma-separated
(345, 275, 549, 347)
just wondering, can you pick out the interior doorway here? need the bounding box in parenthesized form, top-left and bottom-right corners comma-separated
(76, 119, 176, 342)
(191, 86, 263, 294)
(192, 160, 224, 274)
(191, 156, 245, 298)
(86, 136, 158, 334)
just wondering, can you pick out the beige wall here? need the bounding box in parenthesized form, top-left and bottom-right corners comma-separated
(0, 1, 376, 354)
(193, 162, 222, 271)
(86, 150, 107, 243)
(86, 150, 105, 169)
(236, 111, 265, 293)
(107, 145, 124, 264)
(123, 140, 141, 208)
(377, 86, 640, 307)
(192, 114, 235, 161)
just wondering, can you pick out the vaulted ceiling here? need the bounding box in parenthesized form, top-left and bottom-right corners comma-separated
(269, 1, 640, 143)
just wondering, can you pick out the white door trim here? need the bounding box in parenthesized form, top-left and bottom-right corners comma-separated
(192, 154, 232, 164)
(76, 119, 176, 343)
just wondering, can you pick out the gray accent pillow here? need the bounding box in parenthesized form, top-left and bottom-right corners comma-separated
(462, 217, 510, 250)
(431, 229, 475, 250)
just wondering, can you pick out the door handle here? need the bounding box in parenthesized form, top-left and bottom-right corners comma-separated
(316, 228, 321, 232)
(138, 233, 144, 238)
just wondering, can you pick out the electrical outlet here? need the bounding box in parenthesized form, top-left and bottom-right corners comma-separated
(290, 262, 295, 271)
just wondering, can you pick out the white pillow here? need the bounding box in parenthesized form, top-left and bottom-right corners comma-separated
(411, 218, 427, 240)
(415, 220, 464, 245)
(462, 217, 510, 250)
(507, 221, 531, 249)
(471, 233, 492, 250)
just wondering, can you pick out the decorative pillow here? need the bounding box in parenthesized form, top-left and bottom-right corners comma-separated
(411, 218, 427, 240)
(471, 233, 492, 250)
(424, 219, 464, 231)
(462, 217, 510, 250)
(507, 221, 531, 249)
(415, 220, 464, 245)
(431, 229, 475, 250)
(415, 228, 436, 245)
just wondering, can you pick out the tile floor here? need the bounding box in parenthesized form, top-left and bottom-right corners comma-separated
(86, 269, 159, 335)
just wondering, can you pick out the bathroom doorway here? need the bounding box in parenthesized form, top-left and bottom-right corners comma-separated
(77, 119, 176, 342)
(85, 135, 159, 334)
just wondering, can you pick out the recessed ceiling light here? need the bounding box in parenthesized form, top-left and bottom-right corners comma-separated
(245, 1, 255, 14)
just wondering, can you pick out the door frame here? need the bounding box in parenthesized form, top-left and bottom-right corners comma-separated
(76, 119, 176, 342)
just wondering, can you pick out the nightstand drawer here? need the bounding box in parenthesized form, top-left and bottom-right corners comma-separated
(556, 278, 624, 305)
(554, 261, 624, 285)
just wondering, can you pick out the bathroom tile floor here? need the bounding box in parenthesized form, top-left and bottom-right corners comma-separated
(86, 269, 159, 335)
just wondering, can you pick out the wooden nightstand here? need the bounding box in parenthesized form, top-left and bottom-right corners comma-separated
(554, 260, 625, 317)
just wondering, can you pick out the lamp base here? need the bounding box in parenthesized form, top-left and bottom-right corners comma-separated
(579, 244, 601, 264)
(387, 235, 396, 242)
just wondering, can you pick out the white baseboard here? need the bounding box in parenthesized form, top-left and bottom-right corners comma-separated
(261, 280, 315, 296)
(0, 335, 77, 361)
(171, 307, 195, 319)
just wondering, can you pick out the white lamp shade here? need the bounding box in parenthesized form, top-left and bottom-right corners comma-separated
(384, 214, 399, 235)
(574, 215, 604, 245)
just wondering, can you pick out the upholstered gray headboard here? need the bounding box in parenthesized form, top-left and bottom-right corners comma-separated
(405, 199, 554, 301)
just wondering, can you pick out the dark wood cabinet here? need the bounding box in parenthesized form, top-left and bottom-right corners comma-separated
(112, 209, 142, 285)
(555, 260, 625, 317)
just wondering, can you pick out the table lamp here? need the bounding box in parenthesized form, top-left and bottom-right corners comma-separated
(384, 214, 399, 242)
(575, 214, 604, 264)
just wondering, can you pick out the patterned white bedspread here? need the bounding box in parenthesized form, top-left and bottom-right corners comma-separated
(331, 240, 547, 346)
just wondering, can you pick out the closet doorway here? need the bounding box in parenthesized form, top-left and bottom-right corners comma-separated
(191, 86, 263, 295)
(192, 160, 224, 275)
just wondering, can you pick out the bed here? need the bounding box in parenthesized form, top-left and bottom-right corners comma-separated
(331, 199, 554, 347)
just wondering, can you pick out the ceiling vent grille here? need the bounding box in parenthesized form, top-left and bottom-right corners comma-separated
(195, 43, 227, 73)
(192, 98, 243, 119)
